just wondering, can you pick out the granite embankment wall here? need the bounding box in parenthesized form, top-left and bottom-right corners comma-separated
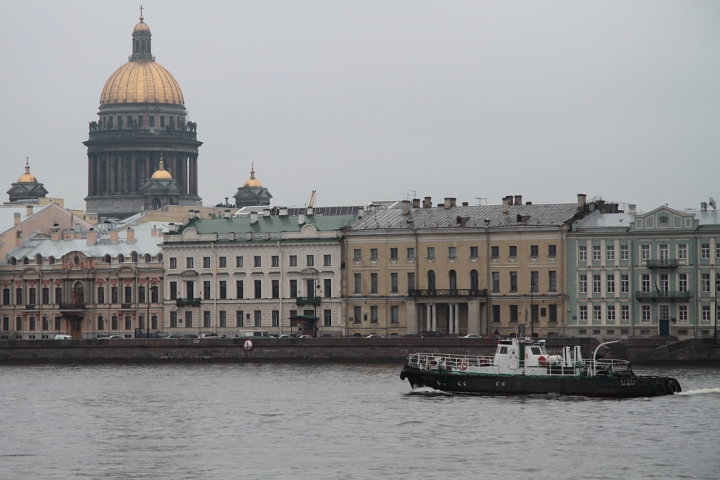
(0, 337, 717, 364)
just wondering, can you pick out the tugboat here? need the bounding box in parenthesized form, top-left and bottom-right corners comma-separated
(400, 338, 681, 398)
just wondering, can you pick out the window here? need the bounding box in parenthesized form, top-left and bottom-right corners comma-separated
(509, 246, 517, 257)
(621, 305, 629, 322)
(324, 278, 331, 298)
(254, 311, 262, 327)
(254, 256, 262, 268)
(185, 311, 193, 328)
(641, 245, 650, 261)
(289, 255, 297, 267)
(509, 305, 518, 323)
(390, 306, 399, 324)
(219, 281, 227, 299)
(219, 257, 226, 268)
(593, 305, 602, 322)
(659, 274, 669, 292)
(702, 306, 711, 323)
(491, 246, 499, 258)
(659, 304, 670, 320)
(322, 309, 331, 327)
(124, 286, 132, 303)
(370, 306, 378, 324)
(530, 271, 539, 292)
(390, 273, 398, 293)
(716, 273, 720, 293)
(323, 255, 331, 266)
(702, 273, 710, 293)
(354, 274, 361, 294)
(579, 245, 587, 261)
(579, 275, 587, 294)
(151, 286, 158, 303)
(203, 311, 211, 328)
(170, 257, 177, 269)
(548, 271, 557, 292)
(621, 275, 629, 293)
(470, 270, 479, 291)
(701, 244, 710, 259)
(138, 286, 146, 304)
(306, 255, 314, 267)
(370, 273, 378, 294)
(353, 249, 361, 261)
(470, 246, 478, 258)
(509, 271, 517, 292)
(606, 246, 615, 261)
(579, 305, 588, 322)
(2, 289, 9, 305)
(219, 311, 226, 328)
(96, 286, 104, 304)
(641, 274, 650, 293)
(170, 311, 178, 328)
(125, 315, 132, 330)
(449, 270, 457, 290)
(16, 317, 22, 331)
(679, 305, 688, 324)
(186, 257, 194, 269)
(716, 244, 720, 260)
(290, 280, 297, 298)
(620, 245, 629, 261)
(272, 280, 279, 298)
(369, 249, 378, 261)
(407, 273, 415, 291)
(492, 305, 500, 323)
(407, 248, 415, 259)
(16, 288, 22, 305)
(642, 305, 651, 323)
(169, 282, 177, 300)
(271, 256, 279, 267)
(592, 246, 601, 261)
(677, 244, 686, 260)
(29, 316, 36, 331)
(593, 275, 601, 294)
(203, 281, 211, 300)
(606, 305, 615, 322)
(607, 275, 615, 293)
(492, 272, 500, 292)
(42, 287, 49, 305)
(427, 271, 436, 290)
(448, 247, 456, 259)
(236, 311, 243, 327)
(530, 245, 538, 257)
(427, 247, 435, 259)
(353, 306, 361, 324)
(659, 245, 668, 261)
(272, 310, 280, 327)
(549, 304, 557, 323)
(236, 256, 244, 268)
(254, 280, 262, 298)
(679, 274, 687, 292)
(236, 280, 244, 299)
(57, 287, 64, 304)
(203, 257, 210, 269)
(28, 287, 36, 305)
(548, 245, 557, 257)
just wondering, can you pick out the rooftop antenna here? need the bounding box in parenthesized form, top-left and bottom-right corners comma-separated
(404, 190, 416, 200)
(474, 197, 487, 206)
(710, 197, 717, 210)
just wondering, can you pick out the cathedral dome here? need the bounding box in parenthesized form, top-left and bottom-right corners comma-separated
(133, 17, 151, 33)
(243, 165, 263, 187)
(151, 159, 173, 179)
(17, 160, 37, 183)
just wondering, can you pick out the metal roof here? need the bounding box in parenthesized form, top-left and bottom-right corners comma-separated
(0, 204, 52, 235)
(575, 211, 635, 229)
(5, 236, 162, 261)
(350, 204, 580, 231)
(175, 214, 359, 235)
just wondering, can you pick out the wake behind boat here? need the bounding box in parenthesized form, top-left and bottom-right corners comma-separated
(400, 338, 681, 398)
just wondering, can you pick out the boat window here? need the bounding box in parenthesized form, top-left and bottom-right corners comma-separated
(499, 346, 507, 354)
(531, 347, 541, 355)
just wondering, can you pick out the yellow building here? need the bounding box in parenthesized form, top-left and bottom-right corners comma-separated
(345, 196, 586, 337)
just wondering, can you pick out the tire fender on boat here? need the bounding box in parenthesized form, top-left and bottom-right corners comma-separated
(667, 379, 681, 394)
(653, 383, 667, 395)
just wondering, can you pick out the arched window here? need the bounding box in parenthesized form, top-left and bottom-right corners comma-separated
(141, 40, 146, 53)
(134, 39, 139, 53)
(104, 255, 111, 263)
(470, 269, 479, 291)
(35, 254, 43, 265)
(10, 257, 16, 266)
(23, 257, 29, 265)
(449, 270, 457, 291)
(131, 252, 138, 263)
(73, 282, 84, 305)
(427, 270, 436, 291)
(144, 254, 151, 263)
(118, 254, 125, 263)
(151, 198, 161, 210)
(157, 253, 163, 262)
(48, 256, 55, 265)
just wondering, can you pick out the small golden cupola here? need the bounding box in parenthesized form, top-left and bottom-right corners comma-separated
(151, 156, 173, 179)
(243, 164, 263, 187)
(17, 158, 37, 183)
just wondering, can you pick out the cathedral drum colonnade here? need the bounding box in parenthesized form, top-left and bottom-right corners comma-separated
(84, 13, 202, 219)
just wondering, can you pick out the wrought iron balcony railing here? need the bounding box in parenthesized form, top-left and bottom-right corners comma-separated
(645, 259, 680, 269)
(295, 296, 321, 306)
(176, 298, 201, 307)
(408, 289, 488, 298)
(634, 291, 691, 301)
(59, 303, 86, 310)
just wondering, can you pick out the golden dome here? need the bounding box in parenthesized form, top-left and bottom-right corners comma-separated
(100, 60, 184, 105)
(17, 158, 37, 183)
(133, 17, 151, 33)
(151, 158, 173, 179)
(243, 164, 262, 187)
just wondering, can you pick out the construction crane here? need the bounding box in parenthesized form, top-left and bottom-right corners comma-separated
(307, 190, 316, 208)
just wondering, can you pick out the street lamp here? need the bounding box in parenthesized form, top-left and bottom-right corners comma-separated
(530, 277, 536, 339)
(146, 277, 150, 338)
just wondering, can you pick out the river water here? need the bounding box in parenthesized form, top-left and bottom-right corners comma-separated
(0, 363, 718, 479)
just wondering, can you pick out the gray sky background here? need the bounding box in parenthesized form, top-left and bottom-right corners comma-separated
(2, 1, 719, 213)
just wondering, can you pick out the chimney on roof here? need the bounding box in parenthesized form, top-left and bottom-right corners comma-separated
(444, 198, 456, 209)
(151, 227, 158, 238)
(401, 200, 411, 215)
(628, 204, 636, 214)
(126, 227, 135, 244)
(263, 207, 271, 217)
(412, 198, 420, 209)
(50, 224, 61, 240)
(86, 228, 97, 246)
(357, 207, 364, 219)
(502, 197, 509, 215)
(514, 195, 522, 206)
(109, 229, 119, 244)
(701, 202, 707, 212)
(578, 194, 587, 211)
(250, 211, 258, 224)
(462, 202, 468, 207)
(298, 213, 305, 225)
(423, 197, 432, 208)
(279, 207, 288, 217)
(13, 213, 21, 226)
(506, 195, 514, 206)
(526, 202, 532, 206)
(26, 205, 33, 216)
(306, 206, 314, 216)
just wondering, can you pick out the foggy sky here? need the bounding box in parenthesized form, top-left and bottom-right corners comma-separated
(1, 1, 719, 213)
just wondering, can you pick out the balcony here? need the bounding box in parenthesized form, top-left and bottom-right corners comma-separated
(176, 297, 201, 307)
(634, 291, 692, 302)
(645, 259, 680, 270)
(408, 289, 488, 298)
(295, 296, 321, 306)
(59, 303, 86, 311)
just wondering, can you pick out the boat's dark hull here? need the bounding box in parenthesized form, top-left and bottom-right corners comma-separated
(400, 365, 681, 398)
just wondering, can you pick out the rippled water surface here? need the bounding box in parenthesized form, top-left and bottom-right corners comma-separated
(0, 363, 718, 479)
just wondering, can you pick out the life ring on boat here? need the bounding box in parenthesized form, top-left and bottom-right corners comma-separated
(653, 383, 667, 395)
(538, 356, 546, 365)
(244, 340, 253, 351)
(458, 360, 468, 371)
(667, 379, 681, 394)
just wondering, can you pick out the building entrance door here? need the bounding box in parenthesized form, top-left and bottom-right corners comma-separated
(69, 317, 83, 339)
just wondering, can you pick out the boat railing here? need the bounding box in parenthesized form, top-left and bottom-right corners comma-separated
(407, 353, 495, 371)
